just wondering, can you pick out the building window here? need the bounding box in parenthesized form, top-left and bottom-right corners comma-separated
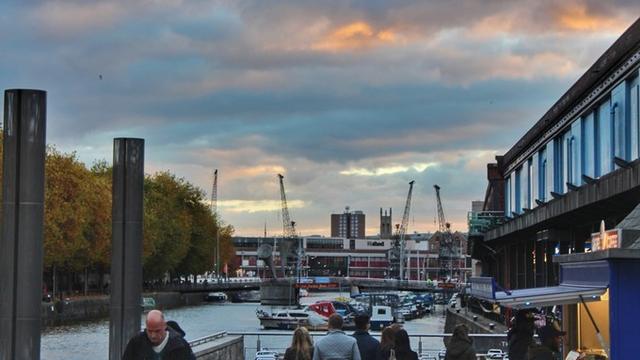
(598, 98, 612, 176)
(631, 75, 639, 160)
(554, 137, 564, 193)
(582, 112, 596, 178)
(538, 148, 547, 202)
(515, 168, 522, 213)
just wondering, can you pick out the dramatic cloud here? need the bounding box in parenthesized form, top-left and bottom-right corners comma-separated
(1, 0, 638, 235)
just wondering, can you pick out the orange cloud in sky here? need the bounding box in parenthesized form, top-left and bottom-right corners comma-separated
(313, 21, 398, 51)
(556, 3, 624, 32)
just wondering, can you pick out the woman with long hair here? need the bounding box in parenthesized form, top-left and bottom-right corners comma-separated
(380, 324, 402, 359)
(284, 326, 314, 360)
(393, 329, 418, 360)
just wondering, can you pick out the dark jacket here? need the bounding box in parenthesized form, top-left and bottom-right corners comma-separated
(122, 329, 195, 360)
(284, 347, 314, 360)
(394, 349, 419, 360)
(527, 344, 557, 360)
(445, 334, 476, 360)
(352, 330, 381, 360)
(380, 346, 392, 360)
(508, 326, 535, 360)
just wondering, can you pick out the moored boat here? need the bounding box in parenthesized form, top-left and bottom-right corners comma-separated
(205, 292, 228, 302)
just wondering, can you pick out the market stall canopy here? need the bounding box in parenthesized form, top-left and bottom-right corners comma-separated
(493, 285, 606, 309)
(470, 260, 609, 309)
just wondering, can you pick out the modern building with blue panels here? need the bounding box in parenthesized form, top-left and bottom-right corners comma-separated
(477, 18, 640, 288)
(473, 18, 640, 360)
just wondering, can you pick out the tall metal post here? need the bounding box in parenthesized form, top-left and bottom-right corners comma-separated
(0, 89, 46, 360)
(109, 138, 144, 360)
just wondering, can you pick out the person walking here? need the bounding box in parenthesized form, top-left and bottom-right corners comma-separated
(527, 323, 566, 360)
(444, 324, 476, 360)
(285, 327, 314, 360)
(313, 314, 361, 360)
(352, 314, 381, 360)
(392, 329, 418, 360)
(379, 324, 402, 360)
(122, 310, 195, 360)
(508, 310, 536, 360)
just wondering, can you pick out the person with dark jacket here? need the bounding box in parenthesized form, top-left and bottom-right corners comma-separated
(393, 329, 419, 360)
(445, 324, 476, 360)
(508, 310, 536, 360)
(528, 323, 566, 360)
(351, 314, 381, 360)
(122, 310, 195, 360)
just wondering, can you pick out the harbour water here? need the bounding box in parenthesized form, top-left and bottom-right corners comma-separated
(42, 291, 446, 359)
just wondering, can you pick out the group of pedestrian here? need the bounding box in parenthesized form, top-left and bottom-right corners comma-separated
(125, 308, 565, 360)
(444, 311, 567, 360)
(284, 313, 420, 360)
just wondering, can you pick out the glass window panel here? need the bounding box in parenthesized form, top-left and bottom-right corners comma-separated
(582, 112, 595, 178)
(630, 76, 639, 160)
(598, 99, 612, 176)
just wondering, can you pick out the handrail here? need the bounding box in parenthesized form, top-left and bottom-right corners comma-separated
(226, 331, 507, 338)
(189, 331, 228, 347)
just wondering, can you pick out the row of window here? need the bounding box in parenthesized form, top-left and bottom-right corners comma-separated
(506, 70, 640, 216)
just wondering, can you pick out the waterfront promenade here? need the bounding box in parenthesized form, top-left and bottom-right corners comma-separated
(41, 291, 446, 359)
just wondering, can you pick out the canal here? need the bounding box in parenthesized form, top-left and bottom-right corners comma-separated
(42, 291, 446, 359)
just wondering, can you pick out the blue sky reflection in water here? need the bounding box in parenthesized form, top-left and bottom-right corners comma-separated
(1, 1, 639, 235)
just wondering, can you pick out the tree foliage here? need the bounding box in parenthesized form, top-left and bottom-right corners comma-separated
(0, 136, 235, 281)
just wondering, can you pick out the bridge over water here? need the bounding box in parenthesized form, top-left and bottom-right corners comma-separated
(157, 277, 451, 294)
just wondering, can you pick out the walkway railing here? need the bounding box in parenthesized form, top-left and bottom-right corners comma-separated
(224, 331, 509, 359)
(188, 331, 228, 347)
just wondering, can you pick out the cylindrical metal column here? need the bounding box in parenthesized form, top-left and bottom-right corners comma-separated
(109, 138, 144, 360)
(0, 89, 47, 360)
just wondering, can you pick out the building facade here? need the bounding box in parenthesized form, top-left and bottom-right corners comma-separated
(476, 19, 640, 290)
(330, 208, 365, 238)
(232, 234, 470, 280)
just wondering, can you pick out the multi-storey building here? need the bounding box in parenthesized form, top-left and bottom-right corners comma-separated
(330, 208, 365, 239)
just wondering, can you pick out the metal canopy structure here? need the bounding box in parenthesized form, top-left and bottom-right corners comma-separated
(493, 285, 606, 309)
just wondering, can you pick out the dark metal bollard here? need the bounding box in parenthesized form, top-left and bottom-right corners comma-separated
(0, 89, 47, 360)
(109, 138, 144, 360)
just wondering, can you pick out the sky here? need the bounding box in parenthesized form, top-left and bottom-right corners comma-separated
(1, 1, 638, 237)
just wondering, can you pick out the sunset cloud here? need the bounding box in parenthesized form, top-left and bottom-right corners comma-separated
(313, 21, 399, 51)
(219, 199, 306, 213)
(1, 1, 637, 236)
(340, 162, 438, 176)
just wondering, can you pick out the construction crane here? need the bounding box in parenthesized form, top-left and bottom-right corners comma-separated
(396, 180, 415, 280)
(434, 184, 456, 282)
(211, 169, 220, 280)
(277, 174, 296, 238)
(277, 174, 301, 278)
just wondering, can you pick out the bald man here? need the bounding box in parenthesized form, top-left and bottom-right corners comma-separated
(122, 310, 195, 360)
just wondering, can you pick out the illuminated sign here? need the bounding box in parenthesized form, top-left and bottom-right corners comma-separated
(590, 228, 621, 251)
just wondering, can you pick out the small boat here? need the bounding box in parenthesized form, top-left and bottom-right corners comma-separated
(205, 292, 228, 302)
(370, 305, 394, 330)
(257, 308, 328, 330)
